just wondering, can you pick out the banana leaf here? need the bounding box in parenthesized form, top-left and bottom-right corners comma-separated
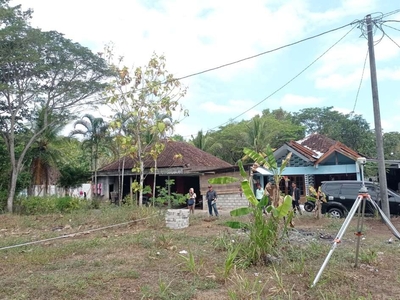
(241, 180, 258, 206)
(265, 145, 277, 170)
(243, 148, 267, 165)
(225, 221, 249, 229)
(230, 206, 252, 217)
(208, 176, 238, 185)
(237, 159, 248, 178)
(257, 195, 269, 208)
(273, 195, 292, 218)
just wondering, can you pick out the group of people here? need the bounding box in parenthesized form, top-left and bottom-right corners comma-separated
(186, 185, 219, 217)
(255, 181, 302, 215)
(188, 180, 303, 217)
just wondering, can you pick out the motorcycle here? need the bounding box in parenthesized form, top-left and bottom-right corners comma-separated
(303, 200, 316, 212)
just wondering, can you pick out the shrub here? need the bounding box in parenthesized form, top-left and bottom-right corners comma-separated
(0, 190, 7, 213)
(19, 196, 57, 215)
(16, 195, 87, 215)
(55, 196, 82, 213)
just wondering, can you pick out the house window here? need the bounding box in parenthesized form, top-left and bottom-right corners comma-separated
(279, 176, 305, 196)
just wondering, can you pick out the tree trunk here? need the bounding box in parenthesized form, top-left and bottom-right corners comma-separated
(139, 160, 144, 206)
(7, 168, 19, 212)
(152, 159, 157, 206)
(120, 156, 125, 205)
(94, 143, 98, 199)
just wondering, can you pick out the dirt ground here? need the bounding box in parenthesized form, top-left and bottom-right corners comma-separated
(1, 208, 400, 299)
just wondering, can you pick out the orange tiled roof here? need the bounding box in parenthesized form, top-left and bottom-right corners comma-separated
(99, 140, 232, 172)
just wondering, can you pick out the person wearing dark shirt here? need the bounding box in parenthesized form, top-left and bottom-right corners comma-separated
(205, 185, 219, 217)
(290, 182, 302, 215)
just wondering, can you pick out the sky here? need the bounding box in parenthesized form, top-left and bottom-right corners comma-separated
(11, 0, 400, 140)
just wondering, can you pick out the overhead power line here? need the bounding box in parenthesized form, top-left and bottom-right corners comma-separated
(352, 49, 369, 113)
(206, 23, 359, 131)
(174, 21, 359, 81)
(85, 20, 360, 105)
(377, 24, 400, 49)
(382, 23, 400, 32)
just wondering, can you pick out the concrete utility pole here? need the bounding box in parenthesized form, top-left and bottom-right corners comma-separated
(366, 14, 390, 218)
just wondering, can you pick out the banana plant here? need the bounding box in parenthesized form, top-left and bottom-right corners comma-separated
(208, 147, 293, 266)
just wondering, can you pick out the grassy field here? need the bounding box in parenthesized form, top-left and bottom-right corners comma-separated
(0, 205, 400, 300)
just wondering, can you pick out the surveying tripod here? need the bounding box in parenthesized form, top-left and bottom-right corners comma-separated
(312, 158, 400, 287)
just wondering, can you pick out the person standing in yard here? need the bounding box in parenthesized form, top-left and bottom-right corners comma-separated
(255, 184, 264, 202)
(206, 185, 219, 217)
(291, 182, 302, 215)
(255, 183, 266, 213)
(188, 188, 196, 214)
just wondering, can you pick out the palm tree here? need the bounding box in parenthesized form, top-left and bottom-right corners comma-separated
(190, 130, 222, 153)
(246, 117, 268, 154)
(29, 109, 66, 195)
(70, 114, 109, 198)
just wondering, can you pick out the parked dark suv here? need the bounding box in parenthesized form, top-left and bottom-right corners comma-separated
(321, 180, 400, 218)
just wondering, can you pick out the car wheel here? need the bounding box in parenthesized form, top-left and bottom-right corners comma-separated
(328, 208, 344, 218)
(304, 202, 315, 212)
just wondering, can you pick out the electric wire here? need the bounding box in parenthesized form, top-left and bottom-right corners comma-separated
(382, 23, 400, 32)
(376, 23, 400, 49)
(0, 215, 157, 251)
(82, 20, 360, 105)
(206, 24, 359, 131)
(174, 21, 358, 81)
(381, 9, 400, 18)
(352, 49, 369, 113)
(72, 9, 400, 139)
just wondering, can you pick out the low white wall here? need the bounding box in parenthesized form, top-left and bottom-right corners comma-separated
(203, 193, 248, 211)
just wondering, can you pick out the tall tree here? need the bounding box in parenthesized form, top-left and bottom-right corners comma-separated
(105, 52, 188, 206)
(190, 129, 222, 153)
(383, 132, 400, 160)
(0, 1, 112, 211)
(292, 107, 375, 156)
(70, 114, 110, 198)
(57, 137, 91, 196)
(28, 108, 66, 196)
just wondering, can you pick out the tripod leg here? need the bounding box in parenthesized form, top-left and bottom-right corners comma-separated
(354, 195, 367, 267)
(369, 198, 400, 239)
(311, 195, 363, 287)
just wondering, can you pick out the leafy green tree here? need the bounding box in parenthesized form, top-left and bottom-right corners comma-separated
(208, 122, 248, 164)
(105, 52, 188, 205)
(171, 134, 185, 141)
(292, 107, 375, 156)
(190, 129, 222, 153)
(383, 132, 400, 160)
(262, 107, 294, 122)
(56, 137, 91, 194)
(0, 1, 112, 212)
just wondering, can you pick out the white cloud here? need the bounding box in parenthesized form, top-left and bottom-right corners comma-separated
(312, 31, 400, 90)
(332, 106, 354, 115)
(200, 99, 261, 116)
(9, 0, 400, 138)
(378, 67, 400, 81)
(279, 94, 324, 106)
(315, 70, 370, 89)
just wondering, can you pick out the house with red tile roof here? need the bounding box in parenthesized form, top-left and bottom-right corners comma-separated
(96, 140, 234, 207)
(254, 133, 366, 201)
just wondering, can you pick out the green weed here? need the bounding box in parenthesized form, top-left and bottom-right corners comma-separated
(178, 249, 203, 275)
(227, 268, 266, 300)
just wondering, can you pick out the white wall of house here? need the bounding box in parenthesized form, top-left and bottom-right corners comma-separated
(30, 183, 92, 199)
